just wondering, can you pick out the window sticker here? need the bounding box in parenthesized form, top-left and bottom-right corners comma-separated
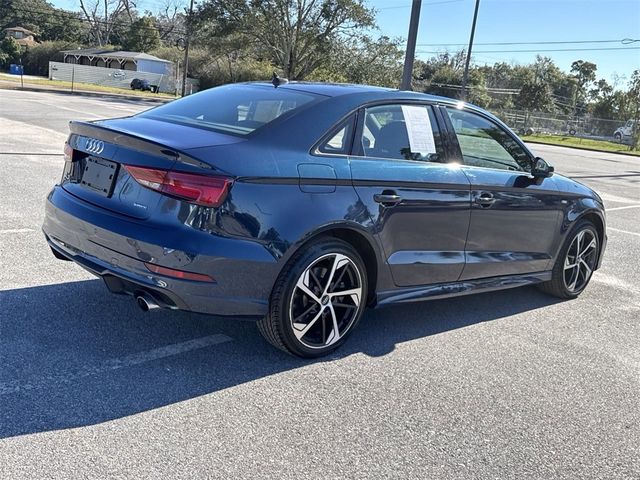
(401, 105, 437, 155)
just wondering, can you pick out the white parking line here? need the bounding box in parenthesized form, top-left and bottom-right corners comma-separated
(0, 228, 34, 234)
(0, 334, 233, 396)
(599, 192, 640, 204)
(606, 205, 640, 212)
(608, 227, 640, 238)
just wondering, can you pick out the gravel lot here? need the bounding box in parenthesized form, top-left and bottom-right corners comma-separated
(0, 89, 638, 479)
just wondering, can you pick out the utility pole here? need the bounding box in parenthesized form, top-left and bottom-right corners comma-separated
(181, 0, 194, 97)
(461, 0, 480, 101)
(400, 0, 422, 91)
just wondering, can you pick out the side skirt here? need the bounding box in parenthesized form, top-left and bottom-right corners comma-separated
(375, 271, 553, 307)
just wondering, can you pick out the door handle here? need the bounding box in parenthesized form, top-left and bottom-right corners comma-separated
(475, 192, 495, 207)
(374, 191, 402, 206)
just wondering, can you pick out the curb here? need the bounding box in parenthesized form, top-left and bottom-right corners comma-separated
(524, 139, 639, 158)
(0, 82, 174, 103)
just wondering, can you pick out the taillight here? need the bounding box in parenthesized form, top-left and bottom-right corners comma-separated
(124, 166, 232, 207)
(61, 143, 75, 183)
(63, 143, 73, 161)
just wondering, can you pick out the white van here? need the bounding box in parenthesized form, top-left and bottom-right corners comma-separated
(614, 120, 636, 142)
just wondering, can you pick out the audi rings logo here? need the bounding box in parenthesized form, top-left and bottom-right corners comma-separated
(84, 138, 105, 155)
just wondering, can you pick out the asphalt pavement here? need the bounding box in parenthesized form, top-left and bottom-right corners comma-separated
(0, 89, 638, 479)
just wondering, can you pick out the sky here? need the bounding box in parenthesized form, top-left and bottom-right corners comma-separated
(50, 0, 640, 85)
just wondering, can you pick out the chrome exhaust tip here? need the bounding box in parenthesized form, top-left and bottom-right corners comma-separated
(136, 293, 160, 312)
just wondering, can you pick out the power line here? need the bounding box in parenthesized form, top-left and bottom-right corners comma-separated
(8, 6, 187, 37)
(417, 46, 640, 54)
(417, 39, 637, 46)
(429, 82, 520, 94)
(378, 0, 464, 9)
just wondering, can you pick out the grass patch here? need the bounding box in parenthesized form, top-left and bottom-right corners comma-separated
(522, 133, 640, 157)
(0, 73, 176, 99)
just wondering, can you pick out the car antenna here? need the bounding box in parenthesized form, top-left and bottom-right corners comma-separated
(272, 72, 288, 88)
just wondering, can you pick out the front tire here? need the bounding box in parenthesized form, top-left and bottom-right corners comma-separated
(538, 220, 600, 299)
(258, 238, 368, 358)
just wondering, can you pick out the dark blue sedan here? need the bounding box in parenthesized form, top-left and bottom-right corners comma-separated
(43, 82, 606, 357)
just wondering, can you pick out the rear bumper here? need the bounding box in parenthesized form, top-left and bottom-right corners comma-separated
(43, 186, 279, 317)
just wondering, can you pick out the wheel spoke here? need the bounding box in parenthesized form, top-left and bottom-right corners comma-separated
(329, 264, 349, 293)
(331, 302, 357, 309)
(329, 287, 361, 298)
(293, 303, 318, 324)
(309, 268, 324, 292)
(325, 304, 340, 346)
(329, 287, 361, 307)
(293, 309, 324, 340)
(296, 271, 321, 305)
(322, 254, 350, 296)
(564, 256, 578, 271)
(568, 270, 580, 291)
(579, 258, 593, 278)
(579, 237, 596, 257)
(575, 230, 584, 257)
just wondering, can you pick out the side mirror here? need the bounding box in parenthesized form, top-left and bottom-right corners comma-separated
(531, 157, 554, 178)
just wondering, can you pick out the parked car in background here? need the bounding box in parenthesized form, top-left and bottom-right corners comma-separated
(130, 78, 157, 93)
(43, 82, 607, 357)
(614, 120, 636, 142)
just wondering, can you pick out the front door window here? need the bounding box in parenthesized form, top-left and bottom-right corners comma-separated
(445, 107, 531, 172)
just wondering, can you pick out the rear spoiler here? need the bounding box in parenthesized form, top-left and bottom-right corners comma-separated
(69, 121, 226, 173)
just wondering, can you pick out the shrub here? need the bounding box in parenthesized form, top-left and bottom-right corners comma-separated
(23, 41, 79, 76)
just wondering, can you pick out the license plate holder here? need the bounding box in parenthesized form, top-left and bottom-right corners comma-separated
(81, 157, 119, 197)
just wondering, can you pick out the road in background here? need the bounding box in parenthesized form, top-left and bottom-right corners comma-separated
(1, 90, 638, 479)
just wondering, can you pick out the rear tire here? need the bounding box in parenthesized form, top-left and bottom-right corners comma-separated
(257, 238, 368, 358)
(538, 220, 600, 299)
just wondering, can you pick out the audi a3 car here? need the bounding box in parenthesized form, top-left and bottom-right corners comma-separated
(43, 82, 606, 357)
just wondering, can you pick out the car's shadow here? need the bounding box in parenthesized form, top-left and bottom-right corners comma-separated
(0, 279, 561, 439)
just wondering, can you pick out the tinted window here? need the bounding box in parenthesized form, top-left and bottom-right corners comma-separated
(445, 107, 530, 171)
(140, 84, 317, 136)
(317, 115, 355, 155)
(360, 104, 445, 163)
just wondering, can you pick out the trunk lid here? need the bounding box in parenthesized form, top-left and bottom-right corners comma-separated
(61, 120, 242, 219)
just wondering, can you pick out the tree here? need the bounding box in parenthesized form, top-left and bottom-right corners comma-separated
(154, 0, 187, 46)
(627, 70, 640, 150)
(570, 60, 597, 111)
(412, 51, 490, 106)
(571, 60, 597, 88)
(466, 70, 491, 108)
(312, 35, 404, 87)
(197, 0, 375, 79)
(0, 0, 84, 43)
(22, 40, 79, 75)
(0, 37, 22, 68)
(78, 0, 136, 46)
(122, 16, 161, 52)
(516, 80, 553, 112)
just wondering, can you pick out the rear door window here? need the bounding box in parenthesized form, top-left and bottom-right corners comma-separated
(358, 104, 446, 163)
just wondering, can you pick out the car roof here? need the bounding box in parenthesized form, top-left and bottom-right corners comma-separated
(244, 81, 458, 104)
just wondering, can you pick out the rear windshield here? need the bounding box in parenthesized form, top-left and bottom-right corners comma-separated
(139, 84, 318, 136)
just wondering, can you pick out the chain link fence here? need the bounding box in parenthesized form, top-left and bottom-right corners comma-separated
(492, 109, 634, 145)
